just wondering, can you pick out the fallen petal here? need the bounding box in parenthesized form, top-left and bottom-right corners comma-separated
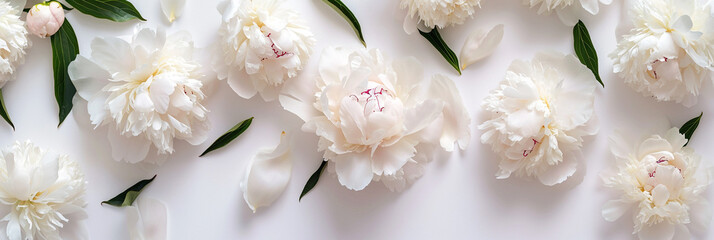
(459, 24, 504, 70)
(241, 131, 292, 212)
(160, 0, 186, 23)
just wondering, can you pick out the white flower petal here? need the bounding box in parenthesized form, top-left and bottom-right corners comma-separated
(430, 74, 471, 151)
(126, 198, 168, 240)
(334, 151, 373, 191)
(459, 24, 504, 70)
(602, 199, 631, 222)
(68, 55, 111, 101)
(638, 222, 675, 240)
(371, 139, 416, 176)
(579, 0, 599, 15)
(241, 132, 292, 212)
(107, 130, 151, 163)
(160, 0, 186, 23)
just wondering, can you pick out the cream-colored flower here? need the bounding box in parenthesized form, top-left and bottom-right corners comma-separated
(214, 0, 315, 101)
(602, 127, 712, 240)
(611, 0, 714, 107)
(280, 47, 471, 191)
(523, 0, 612, 25)
(0, 140, 87, 240)
(0, 0, 30, 87)
(400, 0, 481, 33)
(68, 26, 210, 164)
(479, 51, 598, 186)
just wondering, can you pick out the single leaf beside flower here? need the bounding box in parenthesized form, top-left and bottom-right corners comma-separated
(321, 0, 366, 47)
(299, 160, 327, 201)
(200, 117, 253, 157)
(64, 0, 146, 22)
(680, 112, 702, 146)
(0, 89, 14, 130)
(419, 28, 461, 75)
(102, 175, 157, 207)
(573, 20, 603, 87)
(50, 20, 79, 126)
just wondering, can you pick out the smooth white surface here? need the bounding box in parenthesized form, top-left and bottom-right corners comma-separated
(1, 0, 713, 239)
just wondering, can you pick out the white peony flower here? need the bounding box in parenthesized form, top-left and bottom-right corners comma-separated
(0, 140, 87, 240)
(126, 197, 168, 240)
(400, 0, 481, 34)
(214, 0, 315, 102)
(602, 127, 712, 240)
(479, 51, 598, 186)
(280, 47, 471, 191)
(523, 0, 612, 26)
(68, 26, 210, 164)
(611, 0, 714, 107)
(0, 0, 30, 88)
(241, 131, 291, 212)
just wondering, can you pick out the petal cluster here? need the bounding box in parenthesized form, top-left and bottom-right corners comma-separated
(611, 0, 714, 107)
(479, 51, 598, 186)
(214, 0, 315, 101)
(0, 0, 30, 87)
(602, 128, 712, 240)
(401, 0, 481, 29)
(281, 47, 471, 191)
(68, 27, 210, 164)
(524, 0, 612, 26)
(0, 141, 87, 240)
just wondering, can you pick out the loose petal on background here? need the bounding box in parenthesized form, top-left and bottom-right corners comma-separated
(241, 131, 292, 212)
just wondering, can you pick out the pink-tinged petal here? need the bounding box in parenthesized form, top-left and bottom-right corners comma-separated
(333, 151, 373, 191)
(371, 139, 416, 176)
(602, 199, 631, 222)
(241, 132, 292, 212)
(68, 55, 111, 101)
(138, 198, 168, 240)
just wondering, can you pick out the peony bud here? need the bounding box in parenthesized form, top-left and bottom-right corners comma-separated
(26, 1, 65, 38)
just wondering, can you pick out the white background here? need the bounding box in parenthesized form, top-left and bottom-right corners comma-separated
(2, 0, 714, 239)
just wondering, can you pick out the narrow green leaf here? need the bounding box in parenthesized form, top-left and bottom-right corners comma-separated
(679, 112, 703, 146)
(102, 175, 156, 207)
(419, 28, 461, 75)
(0, 89, 14, 130)
(50, 20, 79, 127)
(300, 160, 327, 201)
(200, 117, 254, 157)
(65, 0, 145, 22)
(321, 0, 366, 47)
(573, 20, 603, 87)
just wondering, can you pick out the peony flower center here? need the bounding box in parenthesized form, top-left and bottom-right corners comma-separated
(646, 57, 681, 81)
(349, 86, 392, 116)
(260, 33, 292, 61)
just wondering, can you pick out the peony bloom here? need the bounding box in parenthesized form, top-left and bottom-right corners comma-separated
(610, 0, 714, 107)
(280, 47, 471, 191)
(241, 131, 291, 212)
(479, 51, 598, 186)
(0, 140, 88, 240)
(400, 0, 481, 34)
(523, 0, 612, 26)
(68, 26, 210, 164)
(126, 197, 168, 240)
(0, 0, 30, 87)
(213, 0, 315, 102)
(602, 128, 712, 240)
(25, 1, 64, 38)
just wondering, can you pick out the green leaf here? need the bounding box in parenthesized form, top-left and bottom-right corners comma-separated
(102, 175, 156, 207)
(322, 0, 366, 47)
(679, 112, 703, 146)
(200, 117, 254, 157)
(573, 20, 603, 87)
(419, 28, 461, 75)
(50, 20, 79, 127)
(0, 89, 14, 130)
(299, 160, 327, 201)
(64, 0, 146, 22)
